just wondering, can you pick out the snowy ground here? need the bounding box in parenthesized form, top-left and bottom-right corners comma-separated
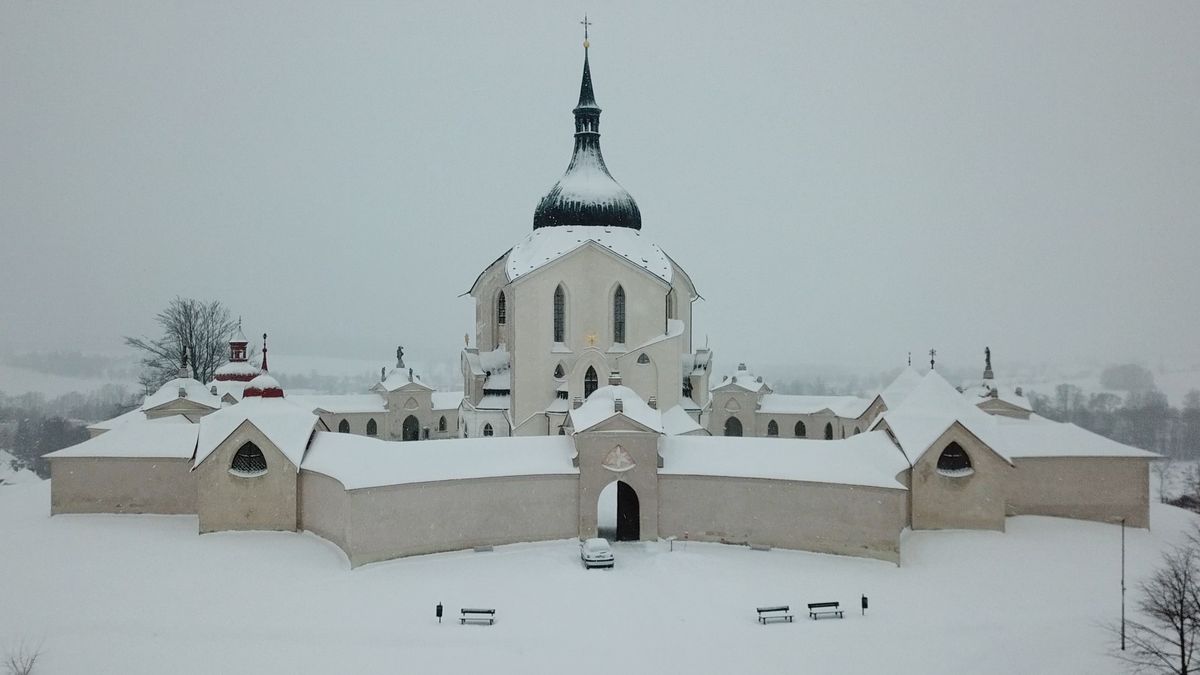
(0, 479, 1192, 675)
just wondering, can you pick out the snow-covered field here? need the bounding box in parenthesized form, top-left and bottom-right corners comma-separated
(0, 478, 1192, 675)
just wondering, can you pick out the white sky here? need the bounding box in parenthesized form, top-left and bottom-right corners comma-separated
(2, 1, 1197, 373)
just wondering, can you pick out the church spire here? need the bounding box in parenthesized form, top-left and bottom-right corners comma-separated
(532, 20, 642, 230)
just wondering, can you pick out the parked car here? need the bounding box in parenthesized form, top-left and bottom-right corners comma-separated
(580, 537, 614, 569)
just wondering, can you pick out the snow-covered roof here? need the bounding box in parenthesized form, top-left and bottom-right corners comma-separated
(194, 397, 321, 471)
(207, 380, 245, 402)
(711, 364, 770, 393)
(659, 433, 909, 490)
(505, 226, 672, 284)
(995, 415, 1159, 459)
(626, 319, 685, 354)
(301, 434, 576, 490)
(758, 394, 874, 419)
(661, 405, 706, 436)
(963, 382, 1033, 412)
(375, 367, 433, 393)
(682, 350, 711, 376)
(141, 377, 222, 412)
(432, 392, 464, 411)
(875, 371, 1154, 464)
(872, 371, 1006, 465)
(879, 367, 923, 409)
(290, 394, 387, 415)
(483, 369, 511, 390)
(47, 416, 197, 460)
(476, 394, 511, 410)
(87, 407, 147, 432)
(569, 385, 663, 433)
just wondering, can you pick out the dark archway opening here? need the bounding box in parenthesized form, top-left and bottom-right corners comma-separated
(402, 415, 420, 441)
(598, 480, 641, 542)
(724, 416, 743, 437)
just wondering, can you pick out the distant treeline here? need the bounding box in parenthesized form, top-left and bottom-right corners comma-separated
(5, 351, 139, 380)
(1028, 385, 1200, 459)
(0, 386, 138, 479)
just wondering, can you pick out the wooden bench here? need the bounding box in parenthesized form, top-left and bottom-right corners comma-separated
(756, 606, 793, 624)
(808, 601, 844, 620)
(460, 608, 496, 625)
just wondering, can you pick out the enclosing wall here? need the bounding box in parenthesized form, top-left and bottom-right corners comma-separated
(1007, 456, 1150, 528)
(658, 475, 908, 563)
(49, 457, 196, 515)
(342, 474, 579, 566)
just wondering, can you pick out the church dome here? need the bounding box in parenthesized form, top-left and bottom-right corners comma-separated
(533, 46, 641, 231)
(243, 373, 284, 399)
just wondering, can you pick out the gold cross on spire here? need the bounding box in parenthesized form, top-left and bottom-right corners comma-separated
(580, 14, 592, 48)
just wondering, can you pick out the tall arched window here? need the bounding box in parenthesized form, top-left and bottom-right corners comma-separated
(724, 416, 743, 436)
(553, 285, 565, 342)
(824, 422, 834, 440)
(584, 366, 598, 399)
(230, 442, 267, 476)
(937, 442, 973, 475)
(767, 420, 779, 437)
(794, 420, 806, 437)
(338, 419, 350, 433)
(613, 286, 626, 344)
(497, 291, 506, 325)
(483, 423, 494, 437)
(438, 416, 447, 432)
(366, 418, 377, 436)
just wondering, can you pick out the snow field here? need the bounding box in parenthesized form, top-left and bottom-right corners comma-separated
(0, 479, 1192, 674)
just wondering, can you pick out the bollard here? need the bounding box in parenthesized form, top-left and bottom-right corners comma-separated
(436, 602, 443, 624)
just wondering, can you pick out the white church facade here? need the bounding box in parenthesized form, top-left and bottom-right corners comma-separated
(46, 40, 1155, 567)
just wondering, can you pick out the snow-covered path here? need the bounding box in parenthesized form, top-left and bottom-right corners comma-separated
(0, 480, 1190, 674)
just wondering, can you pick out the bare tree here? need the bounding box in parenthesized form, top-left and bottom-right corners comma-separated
(124, 297, 238, 393)
(1154, 456, 1177, 503)
(1116, 545, 1200, 674)
(3, 640, 41, 675)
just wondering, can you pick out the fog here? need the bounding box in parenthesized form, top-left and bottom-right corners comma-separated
(2, 1, 1197, 374)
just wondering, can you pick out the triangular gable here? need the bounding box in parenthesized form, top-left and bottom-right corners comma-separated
(144, 397, 218, 416)
(507, 239, 672, 291)
(575, 412, 661, 435)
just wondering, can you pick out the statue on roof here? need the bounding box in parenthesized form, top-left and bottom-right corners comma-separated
(396, 345, 405, 369)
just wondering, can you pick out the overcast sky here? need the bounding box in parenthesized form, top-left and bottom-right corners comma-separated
(2, 1, 1197, 374)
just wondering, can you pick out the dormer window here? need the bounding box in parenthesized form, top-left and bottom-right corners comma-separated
(230, 442, 267, 477)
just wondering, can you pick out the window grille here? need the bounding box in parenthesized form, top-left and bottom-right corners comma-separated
(230, 442, 267, 476)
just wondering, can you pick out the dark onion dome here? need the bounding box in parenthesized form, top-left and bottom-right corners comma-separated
(533, 45, 641, 230)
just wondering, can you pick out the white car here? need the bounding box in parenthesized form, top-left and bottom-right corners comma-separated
(580, 538, 614, 569)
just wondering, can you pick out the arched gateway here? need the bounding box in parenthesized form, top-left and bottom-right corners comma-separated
(597, 480, 641, 541)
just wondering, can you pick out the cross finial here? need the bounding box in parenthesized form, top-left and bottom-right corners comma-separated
(929, 348, 937, 371)
(580, 14, 592, 47)
(907, 351, 911, 367)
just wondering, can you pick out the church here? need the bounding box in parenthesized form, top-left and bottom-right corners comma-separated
(45, 37, 1156, 567)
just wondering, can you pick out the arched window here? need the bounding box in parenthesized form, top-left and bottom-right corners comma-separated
(853, 426, 860, 435)
(338, 419, 350, 433)
(824, 422, 833, 440)
(553, 285, 565, 342)
(553, 363, 565, 379)
(584, 366, 598, 399)
(438, 416, 447, 432)
(483, 423, 494, 437)
(937, 442, 973, 475)
(637, 353, 650, 365)
(366, 418, 377, 436)
(613, 286, 626, 344)
(230, 442, 267, 476)
(724, 416, 743, 437)
(794, 420, 806, 437)
(497, 291, 506, 325)
(558, 426, 566, 435)
(767, 420, 779, 436)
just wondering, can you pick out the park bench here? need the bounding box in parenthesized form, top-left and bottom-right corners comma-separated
(756, 606, 793, 624)
(808, 601, 844, 620)
(460, 608, 496, 625)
